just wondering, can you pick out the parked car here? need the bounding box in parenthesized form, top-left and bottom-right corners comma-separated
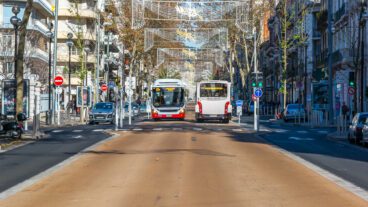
(348, 112, 368, 144)
(89, 102, 115, 124)
(283, 104, 306, 122)
(124, 102, 140, 117)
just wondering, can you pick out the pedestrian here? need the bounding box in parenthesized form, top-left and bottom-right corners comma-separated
(342, 102, 349, 119)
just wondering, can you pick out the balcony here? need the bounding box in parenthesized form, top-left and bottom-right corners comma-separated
(59, 8, 97, 19)
(334, 3, 346, 23)
(0, 19, 50, 37)
(0, 47, 48, 63)
(33, 0, 54, 16)
(332, 48, 356, 66)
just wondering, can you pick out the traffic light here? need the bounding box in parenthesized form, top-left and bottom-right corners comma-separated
(252, 82, 256, 87)
(258, 82, 263, 87)
(349, 72, 355, 87)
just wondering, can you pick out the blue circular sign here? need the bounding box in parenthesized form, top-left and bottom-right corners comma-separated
(254, 89, 263, 98)
(236, 100, 243, 107)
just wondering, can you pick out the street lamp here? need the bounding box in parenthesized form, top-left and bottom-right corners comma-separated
(46, 18, 54, 125)
(10, 5, 21, 115)
(84, 41, 91, 86)
(66, 33, 74, 107)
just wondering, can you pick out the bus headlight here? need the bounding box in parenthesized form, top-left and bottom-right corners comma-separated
(179, 108, 185, 114)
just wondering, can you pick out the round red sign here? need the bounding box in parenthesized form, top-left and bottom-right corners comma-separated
(252, 94, 257, 102)
(54, 76, 64, 86)
(348, 87, 355, 96)
(101, 84, 108, 92)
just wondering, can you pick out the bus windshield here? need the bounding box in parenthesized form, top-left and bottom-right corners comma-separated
(200, 83, 228, 98)
(152, 87, 185, 107)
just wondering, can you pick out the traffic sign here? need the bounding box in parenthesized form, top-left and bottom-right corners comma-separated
(56, 87, 63, 94)
(348, 87, 355, 95)
(254, 88, 263, 98)
(54, 76, 64, 86)
(126, 88, 133, 96)
(252, 94, 257, 102)
(101, 84, 108, 92)
(236, 100, 244, 107)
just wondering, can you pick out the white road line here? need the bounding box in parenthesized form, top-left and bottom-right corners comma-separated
(232, 129, 243, 132)
(73, 135, 83, 139)
(72, 130, 83, 133)
(153, 128, 163, 131)
(93, 129, 104, 132)
(274, 129, 288, 133)
(297, 131, 308, 134)
(193, 127, 203, 131)
(132, 128, 143, 131)
(51, 130, 64, 133)
(289, 137, 314, 141)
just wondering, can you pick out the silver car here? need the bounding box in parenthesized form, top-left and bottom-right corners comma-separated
(283, 104, 306, 122)
(89, 102, 115, 124)
(348, 112, 368, 144)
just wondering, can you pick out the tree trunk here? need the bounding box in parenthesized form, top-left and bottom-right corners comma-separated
(16, 0, 33, 115)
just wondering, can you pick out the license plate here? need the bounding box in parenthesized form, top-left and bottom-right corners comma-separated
(96, 116, 104, 119)
(209, 115, 217, 117)
(166, 114, 172, 118)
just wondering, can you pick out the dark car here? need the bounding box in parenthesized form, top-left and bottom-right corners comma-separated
(89, 102, 115, 124)
(348, 112, 368, 144)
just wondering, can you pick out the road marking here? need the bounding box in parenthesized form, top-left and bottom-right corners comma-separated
(193, 127, 203, 131)
(72, 130, 83, 133)
(132, 128, 143, 131)
(52, 130, 64, 133)
(260, 128, 272, 132)
(153, 128, 163, 131)
(297, 131, 308, 134)
(318, 131, 329, 134)
(232, 129, 243, 132)
(289, 137, 314, 141)
(93, 129, 104, 132)
(73, 135, 83, 139)
(274, 129, 288, 133)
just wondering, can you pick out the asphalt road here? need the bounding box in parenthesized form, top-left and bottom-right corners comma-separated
(0, 124, 112, 193)
(241, 116, 368, 191)
(0, 115, 367, 206)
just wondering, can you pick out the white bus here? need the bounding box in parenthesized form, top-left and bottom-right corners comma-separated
(195, 80, 232, 123)
(151, 79, 186, 121)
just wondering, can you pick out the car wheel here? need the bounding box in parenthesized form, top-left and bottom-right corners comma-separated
(89, 121, 95, 125)
(11, 129, 22, 139)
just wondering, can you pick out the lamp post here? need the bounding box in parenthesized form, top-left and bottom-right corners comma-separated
(10, 5, 21, 115)
(66, 33, 74, 108)
(80, 41, 90, 124)
(359, 1, 367, 112)
(46, 19, 54, 125)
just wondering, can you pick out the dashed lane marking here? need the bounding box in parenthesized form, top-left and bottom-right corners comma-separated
(72, 130, 83, 133)
(232, 129, 243, 132)
(73, 135, 83, 139)
(132, 128, 143, 131)
(93, 129, 104, 132)
(52, 130, 64, 133)
(193, 127, 203, 131)
(289, 137, 314, 141)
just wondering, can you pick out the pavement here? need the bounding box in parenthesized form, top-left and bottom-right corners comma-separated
(0, 112, 367, 206)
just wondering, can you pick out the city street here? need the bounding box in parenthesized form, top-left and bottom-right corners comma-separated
(0, 112, 367, 207)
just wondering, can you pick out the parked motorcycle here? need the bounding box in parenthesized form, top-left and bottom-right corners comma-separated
(0, 113, 26, 139)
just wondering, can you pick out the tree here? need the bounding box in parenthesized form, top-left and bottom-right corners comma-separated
(16, 0, 33, 115)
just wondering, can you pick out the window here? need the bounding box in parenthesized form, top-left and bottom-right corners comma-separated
(0, 35, 13, 51)
(3, 62, 14, 74)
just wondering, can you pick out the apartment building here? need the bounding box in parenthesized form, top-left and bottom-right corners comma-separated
(0, 0, 53, 117)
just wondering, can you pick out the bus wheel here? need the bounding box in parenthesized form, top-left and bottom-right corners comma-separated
(154, 118, 159, 122)
(222, 119, 229, 124)
(196, 119, 203, 123)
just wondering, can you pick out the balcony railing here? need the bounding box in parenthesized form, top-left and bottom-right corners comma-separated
(0, 19, 50, 37)
(334, 3, 346, 22)
(0, 48, 48, 63)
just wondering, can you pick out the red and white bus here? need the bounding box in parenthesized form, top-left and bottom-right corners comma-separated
(151, 79, 186, 121)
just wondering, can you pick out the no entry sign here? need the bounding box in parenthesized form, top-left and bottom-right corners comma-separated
(348, 87, 355, 96)
(54, 76, 64, 86)
(101, 84, 108, 92)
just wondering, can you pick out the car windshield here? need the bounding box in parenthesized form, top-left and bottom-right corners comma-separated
(94, 103, 113, 110)
(358, 115, 368, 124)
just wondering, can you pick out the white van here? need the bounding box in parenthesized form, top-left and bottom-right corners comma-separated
(195, 81, 232, 123)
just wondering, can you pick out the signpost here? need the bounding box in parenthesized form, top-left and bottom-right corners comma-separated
(236, 100, 243, 125)
(348, 87, 355, 96)
(54, 76, 64, 126)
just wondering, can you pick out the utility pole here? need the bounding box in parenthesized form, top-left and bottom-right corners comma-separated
(327, 0, 334, 124)
(95, 12, 101, 104)
(253, 29, 260, 132)
(51, 0, 59, 125)
(360, 4, 366, 112)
